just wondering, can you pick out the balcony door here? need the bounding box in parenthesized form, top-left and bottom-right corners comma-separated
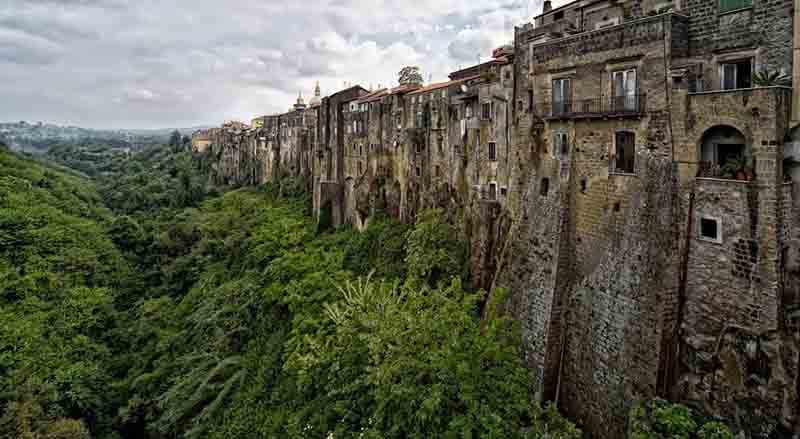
(612, 69, 637, 111)
(552, 78, 571, 115)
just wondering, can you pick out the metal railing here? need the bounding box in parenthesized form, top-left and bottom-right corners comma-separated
(542, 94, 646, 118)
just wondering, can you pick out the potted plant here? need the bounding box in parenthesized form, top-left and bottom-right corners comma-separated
(720, 155, 753, 181)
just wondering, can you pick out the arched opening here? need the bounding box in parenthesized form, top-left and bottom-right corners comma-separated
(698, 125, 750, 180)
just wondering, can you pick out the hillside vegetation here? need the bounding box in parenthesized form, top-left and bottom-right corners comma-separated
(0, 145, 730, 439)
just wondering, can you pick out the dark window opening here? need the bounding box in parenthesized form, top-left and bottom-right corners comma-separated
(488, 142, 497, 161)
(720, 59, 752, 90)
(716, 143, 744, 167)
(554, 10, 564, 20)
(700, 217, 721, 241)
(613, 202, 621, 212)
(501, 187, 507, 197)
(435, 165, 440, 177)
(540, 178, 550, 196)
(613, 131, 636, 173)
(488, 183, 497, 200)
(415, 166, 421, 177)
(416, 143, 425, 153)
(580, 177, 587, 193)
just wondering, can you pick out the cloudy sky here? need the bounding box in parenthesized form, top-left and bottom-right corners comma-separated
(1, 0, 564, 129)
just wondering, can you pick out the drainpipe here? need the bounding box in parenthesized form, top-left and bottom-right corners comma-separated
(793, 0, 800, 126)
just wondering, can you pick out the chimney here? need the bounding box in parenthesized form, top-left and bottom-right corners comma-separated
(543, 0, 552, 12)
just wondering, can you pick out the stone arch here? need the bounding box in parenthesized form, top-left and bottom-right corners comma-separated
(697, 125, 749, 178)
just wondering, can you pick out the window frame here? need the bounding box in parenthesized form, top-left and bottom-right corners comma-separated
(698, 215, 723, 244)
(488, 141, 497, 161)
(552, 130, 569, 160)
(719, 58, 753, 90)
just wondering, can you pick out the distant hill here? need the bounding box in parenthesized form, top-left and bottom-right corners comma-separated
(0, 121, 210, 154)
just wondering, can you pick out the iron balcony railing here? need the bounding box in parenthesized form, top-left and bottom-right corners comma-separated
(542, 94, 646, 118)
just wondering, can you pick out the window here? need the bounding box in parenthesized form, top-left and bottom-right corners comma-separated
(359, 144, 363, 155)
(465, 104, 473, 118)
(454, 144, 461, 154)
(527, 90, 534, 112)
(396, 114, 402, 128)
(719, 0, 752, 12)
(416, 143, 425, 153)
(415, 166, 421, 177)
(435, 165, 440, 177)
(613, 131, 636, 173)
(357, 161, 363, 175)
(488, 183, 497, 200)
(500, 187, 508, 197)
(699, 216, 723, 243)
(438, 137, 444, 153)
(481, 102, 492, 120)
(540, 178, 550, 196)
(720, 59, 752, 90)
(488, 141, 497, 161)
(552, 78, 571, 114)
(554, 10, 564, 20)
(612, 69, 637, 111)
(553, 131, 569, 159)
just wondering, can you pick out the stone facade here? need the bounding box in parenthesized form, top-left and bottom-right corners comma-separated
(201, 0, 799, 436)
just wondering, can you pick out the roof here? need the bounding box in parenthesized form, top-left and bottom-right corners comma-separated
(388, 83, 423, 95)
(406, 76, 480, 96)
(357, 88, 389, 104)
(448, 59, 507, 81)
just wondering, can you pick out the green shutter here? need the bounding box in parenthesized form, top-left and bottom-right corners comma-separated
(720, 0, 752, 12)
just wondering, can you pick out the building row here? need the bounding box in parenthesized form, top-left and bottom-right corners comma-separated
(195, 0, 800, 436)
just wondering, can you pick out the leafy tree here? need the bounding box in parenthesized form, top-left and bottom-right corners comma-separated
(168, 130, 182, 151)
(405, 209, 467, 287)
(630, 399, 734, 439)
(398, 66, 424, 86)
(753, 69, 791, 87)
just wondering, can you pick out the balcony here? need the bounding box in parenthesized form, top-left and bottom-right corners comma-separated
(541, 94, 646, 119)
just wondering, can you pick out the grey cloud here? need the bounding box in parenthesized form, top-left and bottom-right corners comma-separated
(0, 0, 530, 129)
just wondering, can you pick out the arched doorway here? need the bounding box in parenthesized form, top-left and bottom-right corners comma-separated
(699, 125, 748, 179)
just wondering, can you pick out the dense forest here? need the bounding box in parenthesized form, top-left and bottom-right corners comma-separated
(0, 145, 734, 439)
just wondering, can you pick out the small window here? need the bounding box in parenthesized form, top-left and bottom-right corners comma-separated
(540, 178, 550, 196)
(357, 161, 363, 175)
(552, 78, 571, 115)
(488, 183, 497, 200)
(438, 137, 444, 152)
(699, 216, 722, 243)
(416, 143, 425, 153)
(359, 144, 363, 155)
(554, 10, 564, 20)
(454, 144, 461, 153)
(527, 90, 534, 112)
(435, 165, 440, 177)
(482, 102, 492, 120)
(580, 177, 587, 193)
(720, 59, 752, 90)
(500, 187, 508, 197)
(488, 142, 497, 161)
(415, 166, 421, 177)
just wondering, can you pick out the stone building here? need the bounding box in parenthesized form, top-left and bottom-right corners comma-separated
(496, 0, 799, 437)
(200, 0, 800, 434)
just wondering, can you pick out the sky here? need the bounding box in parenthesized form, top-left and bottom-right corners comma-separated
(1, 0, 565, 129)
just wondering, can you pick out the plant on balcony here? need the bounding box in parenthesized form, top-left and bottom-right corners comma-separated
(753, 69, 790, 87)
(720, 154, 753, 181)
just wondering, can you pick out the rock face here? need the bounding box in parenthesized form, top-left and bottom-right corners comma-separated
(201, 0, 800, 436)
